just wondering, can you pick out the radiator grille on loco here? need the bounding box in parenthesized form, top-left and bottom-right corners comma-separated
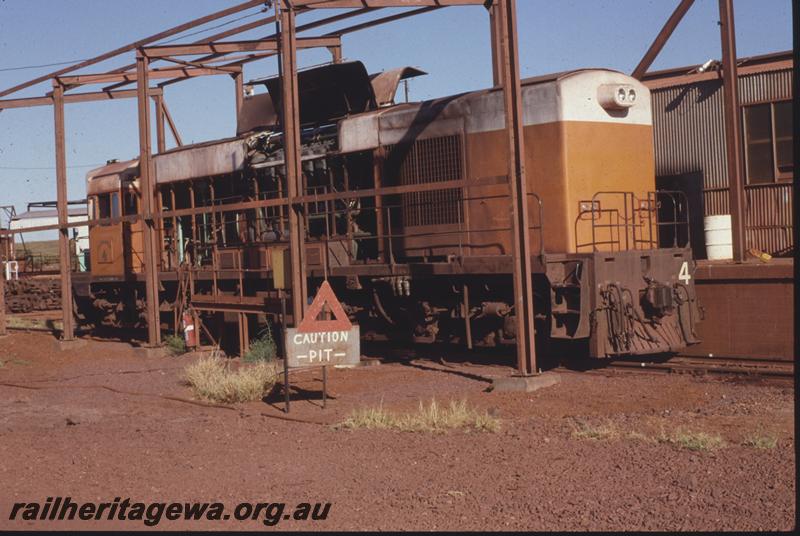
(386, 135, 464, 227)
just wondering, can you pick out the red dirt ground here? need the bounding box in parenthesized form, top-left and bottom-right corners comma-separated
(0, 331, 795, 531)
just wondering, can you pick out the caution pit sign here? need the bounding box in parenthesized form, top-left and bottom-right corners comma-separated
(285, 280, 360, 369)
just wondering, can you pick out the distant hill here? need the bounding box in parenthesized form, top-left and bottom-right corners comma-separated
(16, 239, 61, 258)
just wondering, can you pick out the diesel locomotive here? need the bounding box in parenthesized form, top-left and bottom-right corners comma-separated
(73, 61, 700, 358)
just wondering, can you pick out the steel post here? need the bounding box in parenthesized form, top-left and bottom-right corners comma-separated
(233, 71, 244, 117)
(496, 0, 536, 376)
(463, 283, 472, 350)
(0, 259, 6, 337)
(329, 45, 342, 63)
(372, 148, 387, 262)
(278, 3, 308, 324)
(718, 0, 746, 262)
(281, 290, 290, 413)
(488, 3, 503, 87)
(137, 53, 162, 346)
(154, 94, 166, 153)
(52, 82, 75, 341)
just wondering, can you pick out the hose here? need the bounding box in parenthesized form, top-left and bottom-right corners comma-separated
(372, 287, 396, 326)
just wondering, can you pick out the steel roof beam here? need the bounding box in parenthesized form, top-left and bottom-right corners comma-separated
(0, 88, 162, 110)
(631, 0, 695, 80)
(157, 53, 280, 89)
(0, 0, 265, 98)
(56, 66, 242, 87)
(159, 7, 438, 88)
(290, 0, 492, 7)
(97, 15, 281, 93)
(323, 6, 440, 35)
(140, 37, 341, 58)
(157, 56, 243, 74)
(146, 9, 378, 90)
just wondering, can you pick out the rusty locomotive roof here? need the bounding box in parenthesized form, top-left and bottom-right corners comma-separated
(85, 66, 641, 185)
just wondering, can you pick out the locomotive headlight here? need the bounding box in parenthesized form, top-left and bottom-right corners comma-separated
(598, 84, 637, 110)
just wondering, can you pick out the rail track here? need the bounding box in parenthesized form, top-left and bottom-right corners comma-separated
(1, 312, 793, 385)
(360, 341, 794, 385)
(587, 354, 794, 384)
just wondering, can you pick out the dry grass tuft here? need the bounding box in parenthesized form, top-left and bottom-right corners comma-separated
(625, 430, 657, 443)
(742, 435, 778, 449)
(570, 419, 619, 441)
(659, 428, 726, 451)
(337, 399, 500, 433)
(569, 420, 728, 451)
(185, 349, 279, 403)
(0, 358, 32, 368)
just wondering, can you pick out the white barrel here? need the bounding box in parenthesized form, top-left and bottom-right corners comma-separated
(704, 214, 733, 260)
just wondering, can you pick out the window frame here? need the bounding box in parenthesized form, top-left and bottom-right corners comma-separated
(95, 193, 112, 219)
(771, 100, 792, 181)
(110, 191, 120, 219)
(741, 98, 793, 185)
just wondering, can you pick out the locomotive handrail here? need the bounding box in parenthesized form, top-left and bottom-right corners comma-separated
(0, 175, 513, 237)
(180, 190, 546, 271)
(581, 190, 691, 252)
(3, 174, 547, 280)
(590, 191, 635, 252)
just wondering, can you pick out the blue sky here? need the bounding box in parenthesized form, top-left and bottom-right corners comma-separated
(0, 0, 792, 233)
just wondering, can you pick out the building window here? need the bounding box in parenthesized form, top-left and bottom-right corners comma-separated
(773, 101, 792, 178)
(742, 100, 793, 184)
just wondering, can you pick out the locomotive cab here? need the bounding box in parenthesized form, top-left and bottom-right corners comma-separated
(86, 160, 144, 278)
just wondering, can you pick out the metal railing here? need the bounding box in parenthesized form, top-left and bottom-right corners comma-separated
(578, 190, 691, 252)
(152, 186, 546, 274)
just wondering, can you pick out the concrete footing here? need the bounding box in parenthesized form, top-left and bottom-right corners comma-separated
(491, 372, 560, 393)
(335, 357, 382, 369)
(132, 346, 167, 359)
(57, 338, 88, 351)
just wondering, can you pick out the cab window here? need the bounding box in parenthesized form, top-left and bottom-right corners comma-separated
(110, 192, 120, 218)
(96, 194, 111, 219)
(95, 192, 120, 219)
(123, 190, 139, 216)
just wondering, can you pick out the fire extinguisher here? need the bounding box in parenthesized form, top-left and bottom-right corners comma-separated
(182, 311, 196, 348)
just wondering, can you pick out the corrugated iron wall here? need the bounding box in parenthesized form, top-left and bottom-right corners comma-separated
(652, 79, 728, 188)
(651, 68, 793, 255)
(739, 68, 792, 105)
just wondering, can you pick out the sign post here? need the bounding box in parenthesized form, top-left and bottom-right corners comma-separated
(272, 248, 292, 413)
(284, 280, 359, 411)
(280, 288, 290, 413)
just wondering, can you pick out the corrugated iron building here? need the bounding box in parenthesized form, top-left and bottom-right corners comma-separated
(643, 51, 793, 257)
